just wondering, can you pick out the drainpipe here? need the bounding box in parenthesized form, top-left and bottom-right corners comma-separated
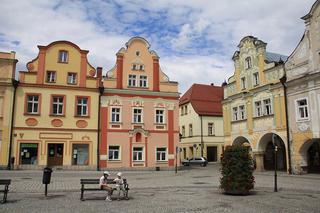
(7, 79, 19, 170)
(96, 67, 104, 171)
(200, 115, 204, 157)
(280, 74, 292, 174)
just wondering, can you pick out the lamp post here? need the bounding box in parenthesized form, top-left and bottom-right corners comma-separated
(272, 134, 278, 192)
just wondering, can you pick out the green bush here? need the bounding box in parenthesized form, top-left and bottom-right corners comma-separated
(220, 145, 255, 195)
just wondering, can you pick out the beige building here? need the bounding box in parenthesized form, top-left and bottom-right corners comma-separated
(0, 51, 18, 169)
(285, 0, 320, 174)
(179, 84, 224, 162)
(223, 36, 289, 172)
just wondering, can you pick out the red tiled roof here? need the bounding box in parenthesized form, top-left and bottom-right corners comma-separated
(179, 84, 223, 116)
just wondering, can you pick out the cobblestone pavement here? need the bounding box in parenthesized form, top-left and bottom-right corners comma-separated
(0, 163, 320, 212)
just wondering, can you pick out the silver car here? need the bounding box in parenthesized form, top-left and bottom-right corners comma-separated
(182, 157, 208, 167)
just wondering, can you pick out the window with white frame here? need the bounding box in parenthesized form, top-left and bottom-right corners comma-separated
(255, 101, 262, 117)
(241, 77, 246, 90)
(182, 126, 185, 137)
(46, 71, 56, 83)
(133, 108, 142, 123)
(139, 64, 144, 71)
(232, 107, 238, 121)
(296, 98, 309, 120)
(133, 147, 143, 161)
(245, 57, 252, 69)
(108, 146, 120, 160)
(76, 97, 88, 116)
(239, 105, 245, 120)
(52, 96, 64, 115)
(27, 95, 39, 114)
(67, 73, 77, 84)
(253, 72, 259, 86)
(155, 109, 164, 124)
(263, 98, 272, 115)
(111, 108, 121, 122)
(139, 75, 147, 87)
(58, 50, 68, 63)
(156, 147, 167, 161)
(128, 74, 136, 87)
(185, 105, 188, 114)
(189, 124, 193, 137)
(208, 123, 214, 135)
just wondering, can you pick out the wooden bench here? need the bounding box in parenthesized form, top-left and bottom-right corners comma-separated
(80, 178, 129, 201)
(0, 179, 11, 204)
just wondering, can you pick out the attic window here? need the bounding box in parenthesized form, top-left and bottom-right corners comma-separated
(245, 57, 252, 69)
(136, 51, 140, 56)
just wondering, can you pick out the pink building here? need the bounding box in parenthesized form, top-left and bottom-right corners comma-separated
(99, 37, 179, 169)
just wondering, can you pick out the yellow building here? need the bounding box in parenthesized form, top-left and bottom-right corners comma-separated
(223, 36, 289, 172)
(0, 51, 18, 169)
(12, 41, 102, 170)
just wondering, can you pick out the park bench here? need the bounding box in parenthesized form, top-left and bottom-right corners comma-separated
(0, 179, 11, 204)
(80, 178, 129, 201)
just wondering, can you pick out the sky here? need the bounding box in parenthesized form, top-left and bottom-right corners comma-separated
(0, 0, 315, 94)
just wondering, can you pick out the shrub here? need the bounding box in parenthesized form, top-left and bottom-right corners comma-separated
(220, 145, 255, 195)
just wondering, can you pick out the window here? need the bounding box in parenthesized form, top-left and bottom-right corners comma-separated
(263, 99, 272, 115)
(189, 124, 193, 137)
(241, 77, 246, 90)
(67, 73, 77, 84)
(72, 144, 89, 165)
(46, 71, 56, 83)
(26, 95, 39, 114)
(136, 51, 140, 56)
(139, 75, 147, 87)
(180, 107, 183, 116)
(245, 57, 252, 69)
(182, 126, 185, 137)
(133, 108, 142, 123)
(253, 72, 259, 86)
(185, 105, 188, 115)
(232, 107, 238, 121)
(255, 101, 262, 117)
(20, 143, 38, 165)
(133, 147, 143, 161)
(208, 123, 214, 136)
(239, 105, 245, 120)
(76, 97, 88, 116)
(128, 74, 136, 87)
(111, 108, 121, 122)
(155, 109, 164, 124)
(52, 96, 64, 115)
(296, 98, 309, 120)
(132, 64, 137, 70)
(108, 146, 120, 160)
(139, 65, 144, 71)
(58, 50, 68, 63)
(156, 148, 167, 161)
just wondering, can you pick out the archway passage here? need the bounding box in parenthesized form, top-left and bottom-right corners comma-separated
(233, 136, 251, 147)
(259, 133, 287, 171)
(307, 140, 320, 173)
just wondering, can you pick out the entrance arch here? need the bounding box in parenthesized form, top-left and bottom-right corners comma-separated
(258, 133, 287, 171)
(233, 136, 251, 147)
(300, 139, 320, 173)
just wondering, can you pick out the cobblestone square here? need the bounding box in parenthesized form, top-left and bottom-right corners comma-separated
(0, 164, 320, 213)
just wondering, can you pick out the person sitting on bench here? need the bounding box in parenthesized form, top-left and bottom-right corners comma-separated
(99, 171, 113, 201)
(113, 172, 128, 200)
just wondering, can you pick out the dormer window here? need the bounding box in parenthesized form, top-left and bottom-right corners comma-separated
(245, 57, 252, 69)
(58, 50, 68, 63)
(136, 51, 140, 56)
(132, 63, 145, 71)
(139, 65, 144, 71)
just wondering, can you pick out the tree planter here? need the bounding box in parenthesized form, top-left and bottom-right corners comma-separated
(220, 145, 255, 195)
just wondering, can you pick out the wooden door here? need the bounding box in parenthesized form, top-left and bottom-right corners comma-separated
(47, 144, 64, 166)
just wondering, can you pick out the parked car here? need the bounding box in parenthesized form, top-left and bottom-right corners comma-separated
(182, 157, 208, 167)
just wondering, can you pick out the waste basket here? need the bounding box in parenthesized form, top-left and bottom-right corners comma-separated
(42, 167, 53, 184)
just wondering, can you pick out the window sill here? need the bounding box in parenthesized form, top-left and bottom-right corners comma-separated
(108, 160, 121, 162)
(45, 81, 56, 83)
(74, 115, 90, 118)
(253, 114, 274, 119)
(67, 83, 77, 85)
(110, 122, 122, 124)
(154, 123, 166, 125)
(156, 161, 168, 164)
(132, 122, 144, 124)
(49, 114, 65, 117)
(24, 113, 40, 116)
(58, 61, 68, 64)
(231, 119, 247, 123)
(296, 118, 310, 122)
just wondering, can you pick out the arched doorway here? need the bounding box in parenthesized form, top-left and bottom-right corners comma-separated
(300, 139, 320, 173)
(258, 133, 286, 171)
(233, 136, 251, 148)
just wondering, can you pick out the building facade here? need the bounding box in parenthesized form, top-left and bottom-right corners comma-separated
(12, 41, 102, 170)
(179, 84, 224, 162)
(100, 37, 179, 169)
(285, 0, 320, 174)
(0, 51, 18, 169)
(223, 36, 289, 172)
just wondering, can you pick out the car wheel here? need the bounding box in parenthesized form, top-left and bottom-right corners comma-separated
(200, 163, 205, 167)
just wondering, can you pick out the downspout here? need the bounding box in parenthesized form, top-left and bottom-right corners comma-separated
(7, 79, 19, 170)
(280, 74, 292, 174)
(97, 67, 104, 171)
(200, 115, 204, 157)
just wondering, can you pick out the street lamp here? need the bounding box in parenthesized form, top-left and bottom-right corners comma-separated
(272, 134, 278, 192)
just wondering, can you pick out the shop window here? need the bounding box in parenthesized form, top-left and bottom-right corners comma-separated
(20, 143, 38, 165)
(72, 144, 89, 165)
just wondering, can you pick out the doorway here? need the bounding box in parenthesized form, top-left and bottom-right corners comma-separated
(207, 146, 217, 162)
(47, 144, 64, 166)
(308, 141, 320, 173)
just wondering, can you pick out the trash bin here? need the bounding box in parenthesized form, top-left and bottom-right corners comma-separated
(42, 167, 53, 184)
(156, 166, 160, 171)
